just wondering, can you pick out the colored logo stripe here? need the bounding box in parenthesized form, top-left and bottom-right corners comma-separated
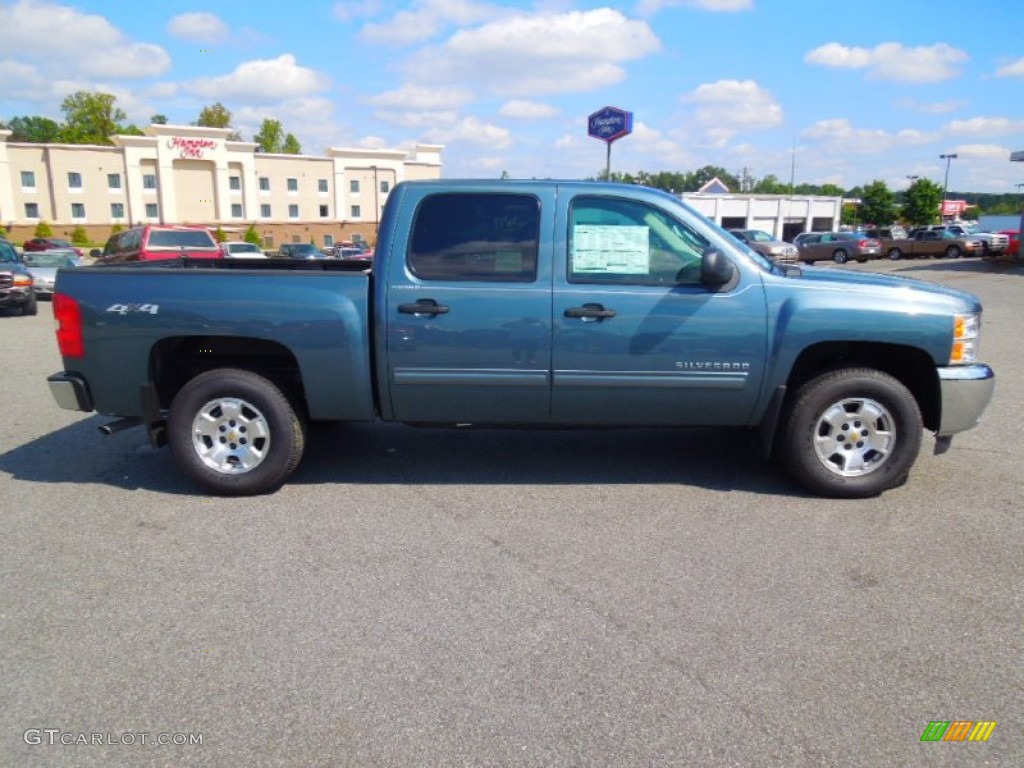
(920, 720, 996, 742)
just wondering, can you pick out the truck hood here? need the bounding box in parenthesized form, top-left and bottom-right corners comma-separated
(775, 264, 982, 313)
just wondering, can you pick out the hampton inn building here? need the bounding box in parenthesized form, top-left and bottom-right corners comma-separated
(0, 124, 442, 248)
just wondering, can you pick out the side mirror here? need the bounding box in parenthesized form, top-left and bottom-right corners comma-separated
(701, 248, 735, 286)
(89, 249, 101, 258)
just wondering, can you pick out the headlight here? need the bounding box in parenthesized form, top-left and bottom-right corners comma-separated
(950, 312, 980, 364)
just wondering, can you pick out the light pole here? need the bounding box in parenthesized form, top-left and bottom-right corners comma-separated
(371, 165, 380, 241)
(939, 153, 957, 221)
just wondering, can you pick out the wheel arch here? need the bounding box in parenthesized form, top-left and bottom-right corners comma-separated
(777, 340, 940, 433)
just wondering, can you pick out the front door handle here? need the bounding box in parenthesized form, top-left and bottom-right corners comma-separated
(398, 299, 450, 316)
(564, 303, 616, 320)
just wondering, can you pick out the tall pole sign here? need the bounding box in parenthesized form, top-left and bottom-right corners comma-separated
(1012, 151, 1024, 257)
(588, 106, 633, 180)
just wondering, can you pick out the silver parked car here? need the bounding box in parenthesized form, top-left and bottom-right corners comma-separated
(727, 229, 799, 263)
(796, 231, 882, 264)
(22, 249, 79, 296)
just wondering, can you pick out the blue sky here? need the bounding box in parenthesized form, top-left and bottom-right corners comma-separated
(1, 0, 1023, 192)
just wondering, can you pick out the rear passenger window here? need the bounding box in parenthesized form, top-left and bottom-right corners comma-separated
(408, 193, 539, 282)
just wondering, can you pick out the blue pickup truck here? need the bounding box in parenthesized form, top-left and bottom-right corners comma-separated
(47, 180, 994, 498)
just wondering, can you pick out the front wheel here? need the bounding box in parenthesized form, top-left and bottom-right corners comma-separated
(168, 368, 305, 496)
(945, 245, 962, 259)
(780, 368, 922, 498)
(22, 293, 38, 316)
(832, 249, 849, 264)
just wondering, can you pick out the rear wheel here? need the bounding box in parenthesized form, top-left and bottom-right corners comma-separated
(945, 245, 962, 259)
(887, 247, 903, 261)
(832, 249, 849, 264)
(780, 367, 922, 498)
(168, 368, 305, 496)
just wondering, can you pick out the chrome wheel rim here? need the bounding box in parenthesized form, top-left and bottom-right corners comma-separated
(812, 397, 895, 477)
(191, 397, 270, 474)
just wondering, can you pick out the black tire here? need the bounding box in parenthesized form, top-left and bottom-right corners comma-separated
(945, 245, 961, 259)
(887, 247, 903, 261)
(832, 249, 849, 264)
(168, 368, 305, 496)
(780, 368, 922, 498)
(22, 293, 38, 316)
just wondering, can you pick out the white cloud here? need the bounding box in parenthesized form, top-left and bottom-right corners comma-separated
(405, 9, 661, 97)
(945, 117, 1024, 137)
(167, 12, 230, 44)
(367, 84, 473, 110)
(372, 109, 461, 129)
(799, 118, 934, 154)
(498, 100, 559, 119)
(0, 0, 171, 79)
(422, 115, 512, 148)
(332, 0, 384, 23)
(636, 0, 752, 14)
(185, 54, 330, 101)
(681, 79, 782, 146)
(896, 98, 968, 115)
(995, 57, 1024, 77)
(361, 0, 508, 46)
(805, 42, 968, 83)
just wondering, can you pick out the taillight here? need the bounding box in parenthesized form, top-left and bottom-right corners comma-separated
(53, 293, 84, 358)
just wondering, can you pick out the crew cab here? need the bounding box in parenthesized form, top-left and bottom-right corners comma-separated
(46, 180, 995, 499)
(887, 229, 984, 260)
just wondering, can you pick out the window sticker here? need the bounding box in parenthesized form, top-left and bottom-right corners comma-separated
(573, 225, 649, 274)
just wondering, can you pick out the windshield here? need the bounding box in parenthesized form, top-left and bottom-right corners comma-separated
(147, 230, 217, 249)
(0, 243, 19, 263)
(25, 253, 76, 267)
(229, 243, 260, 253)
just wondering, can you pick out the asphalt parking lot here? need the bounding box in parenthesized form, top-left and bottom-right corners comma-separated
(1, 257, 1021, 767)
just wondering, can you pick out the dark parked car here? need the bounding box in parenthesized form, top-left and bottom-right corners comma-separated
(0, 239, 37, 315)
(279, 243, 324, 259)
(23, 237, 84, 258)
(796, 231, 882, 264)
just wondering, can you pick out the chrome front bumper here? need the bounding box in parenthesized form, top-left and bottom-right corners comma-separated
(936, 364, 995, 436)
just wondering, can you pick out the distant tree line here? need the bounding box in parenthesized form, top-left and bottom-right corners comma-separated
(1, 91, 302, 154)
(590, 165, 1021, 222)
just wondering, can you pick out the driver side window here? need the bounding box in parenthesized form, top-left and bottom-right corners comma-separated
(568, 196, 708, 286)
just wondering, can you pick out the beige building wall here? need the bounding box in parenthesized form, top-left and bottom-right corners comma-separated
(0, 125, 443, 248)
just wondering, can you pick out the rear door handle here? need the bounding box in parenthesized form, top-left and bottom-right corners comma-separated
(564, 303, 616, 320)
(398, 299, 450, 316)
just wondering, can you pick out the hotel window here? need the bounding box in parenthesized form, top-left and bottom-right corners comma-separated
(68, 172, 83, 189)
(381, 180, 390, 194)
(71, 202, 86, 219)
(145, 203, 159, 218)
(229, 175, 241, 191)
(351, 205, 361, 218)
(288, 204, 299, 219)
(259, 177, 270, 192)
(143, 174, 157, 189)
(324, 234, 334, 247)
(319, 205, 329, 218)
(21, 171, 36, 189)
(24, 202, 39, 219)
(287, 178, 298, 193)
(107, 173, 121, 190)
(350, 179, 360, 194)
(260, 204, 271, 218)
(318, 179, 328, 193)
(231, 203, 243, 218)
(110, 202, 125, 219)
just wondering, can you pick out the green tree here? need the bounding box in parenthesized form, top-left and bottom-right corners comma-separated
(282, 132, 301, 154)
(196, 102, 232, 128)
(859, 180, 898, 226)
(254, 119, 284, 153)
(243, 223, 261, 246)
(150, 113, 168, 125)
(902, 178, 943, 225)
(58, 91, 128, 145)
(819, 183, 845, 197)
(751, 174, 788, 194)
(840, 202, 861, 227)
(70, 225, 89, 245)
(688, 165, 740, 192)
(34, 221, 54, 238)
(213, 226, 228, 243)
(7, 115, 62, 143)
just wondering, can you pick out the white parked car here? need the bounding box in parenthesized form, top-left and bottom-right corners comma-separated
(222, 241, 268, 258)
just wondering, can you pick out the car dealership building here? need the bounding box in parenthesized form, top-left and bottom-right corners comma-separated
(0, 124, 443, 249)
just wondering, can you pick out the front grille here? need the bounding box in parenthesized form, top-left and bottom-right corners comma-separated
(0, 273, 13, 289)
